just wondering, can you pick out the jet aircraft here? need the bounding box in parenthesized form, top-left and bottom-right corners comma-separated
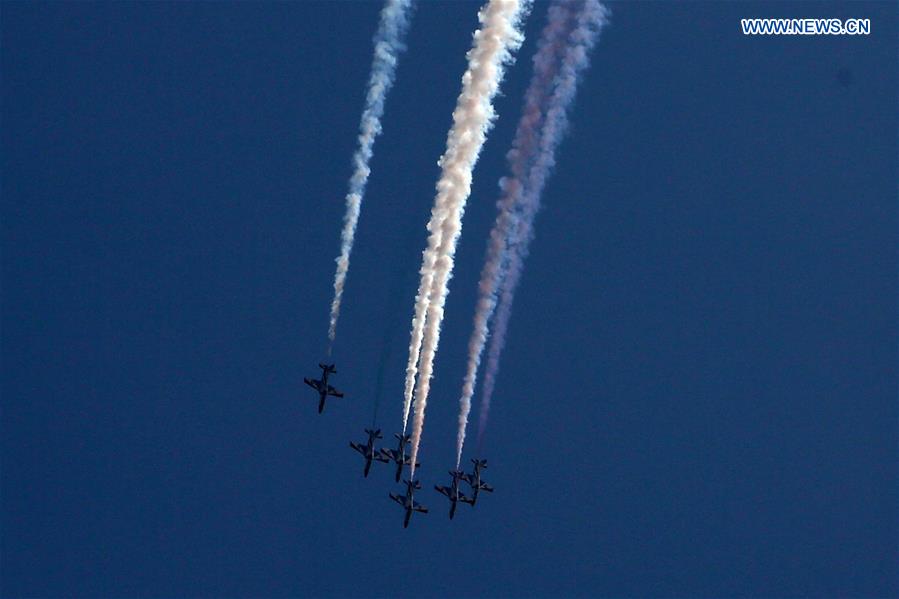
(434, 469, 473, 519)
(349, 428, 389, 477)
(303, 363, 344, 413)
(462, 458, 494, 506)
(378, 433, 420, 482)
(390, 479, 428, 528)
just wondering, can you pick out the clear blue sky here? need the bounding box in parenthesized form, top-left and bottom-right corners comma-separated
(2, 1, 896, 597)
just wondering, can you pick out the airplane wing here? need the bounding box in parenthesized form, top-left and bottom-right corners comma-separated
(414, 503, 428, 513)
(434, 485, 450, 498)
(460, 473, 474, 485)
(350, 442, 365, 455)
(304, 378, 321, 391)
(389, 493, 405, 506)
(379, 449, 397, 461)
(327, 386, 344, 398)
(373, 453, 390, 463)
(481, 483, 494, 492)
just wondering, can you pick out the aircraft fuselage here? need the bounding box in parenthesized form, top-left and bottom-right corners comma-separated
(469, 470, 482, 505)
(450, 477, 465, 518)
(363, 447, 375, 477)
(391, 437, 409, 482)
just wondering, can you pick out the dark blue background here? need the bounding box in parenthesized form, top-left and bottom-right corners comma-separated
(2, 1, 896, 597)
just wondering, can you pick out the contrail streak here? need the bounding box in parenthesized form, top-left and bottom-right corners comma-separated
(328, 0, 413, 349)
(405, 0, 531, 473)
(477, 0, 608, 445)
(454, 0, 577, 468)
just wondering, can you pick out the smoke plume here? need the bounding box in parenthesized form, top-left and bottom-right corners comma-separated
(476, 0, 609, 444)
(405, 0, 532, 474)
(328, 0, 414, 348)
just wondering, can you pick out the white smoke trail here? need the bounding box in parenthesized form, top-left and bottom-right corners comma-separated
(477, 0, 608, 443)
(454, 0, 577, 468)
(400, 0, 529, 433)
(405, 0, 531, 472)
(328, 0, 413, 348)
(401, 0, 529, 433)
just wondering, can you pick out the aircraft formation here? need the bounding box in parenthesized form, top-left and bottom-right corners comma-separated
(301, 0, 606, 527)
(304, 364, 493, 528)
